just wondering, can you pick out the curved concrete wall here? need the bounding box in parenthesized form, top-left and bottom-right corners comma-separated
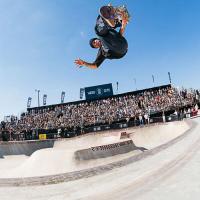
(0, 140, 55, 157)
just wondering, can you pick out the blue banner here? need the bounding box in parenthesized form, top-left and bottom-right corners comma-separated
(85, 83, 113, 100)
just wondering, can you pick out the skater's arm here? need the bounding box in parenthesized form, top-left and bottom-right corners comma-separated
(75, 50, 105, 69)
(75, 59, 98, 69)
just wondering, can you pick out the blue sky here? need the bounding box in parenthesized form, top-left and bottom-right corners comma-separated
(0, 0, 200, 119)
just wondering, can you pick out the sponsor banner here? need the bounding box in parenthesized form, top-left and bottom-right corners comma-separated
(43, 94, 47, 106)
(85, 83, 113, 100)
(27, 97, 32, 108)
(61, 91, 65, 103)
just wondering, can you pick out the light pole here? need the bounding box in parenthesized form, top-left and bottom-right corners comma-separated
(35, 89, 40, 107)
(116, 82, 119, 93)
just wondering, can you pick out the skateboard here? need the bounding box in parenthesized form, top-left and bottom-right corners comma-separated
(99, 5, 131, 27)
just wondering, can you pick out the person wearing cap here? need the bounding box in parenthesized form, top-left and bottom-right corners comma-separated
(74, 5, 128, 69)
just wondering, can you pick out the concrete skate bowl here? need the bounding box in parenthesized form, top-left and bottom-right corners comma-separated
(0, 120, 194, 186)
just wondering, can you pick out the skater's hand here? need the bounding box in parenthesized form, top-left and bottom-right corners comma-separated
(74, 58, 85, 68)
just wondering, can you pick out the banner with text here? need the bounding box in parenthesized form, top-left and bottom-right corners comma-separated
(85, 83, 113, 100)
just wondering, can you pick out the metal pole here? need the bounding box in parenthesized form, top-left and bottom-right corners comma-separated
(35, 89, 40, 107)
(38, 90, 40, 107)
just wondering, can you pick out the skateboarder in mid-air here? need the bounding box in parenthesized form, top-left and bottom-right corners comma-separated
(75, 4, 130, 69)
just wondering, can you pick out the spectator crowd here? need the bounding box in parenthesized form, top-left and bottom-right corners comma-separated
(0, 85, 199, 141)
